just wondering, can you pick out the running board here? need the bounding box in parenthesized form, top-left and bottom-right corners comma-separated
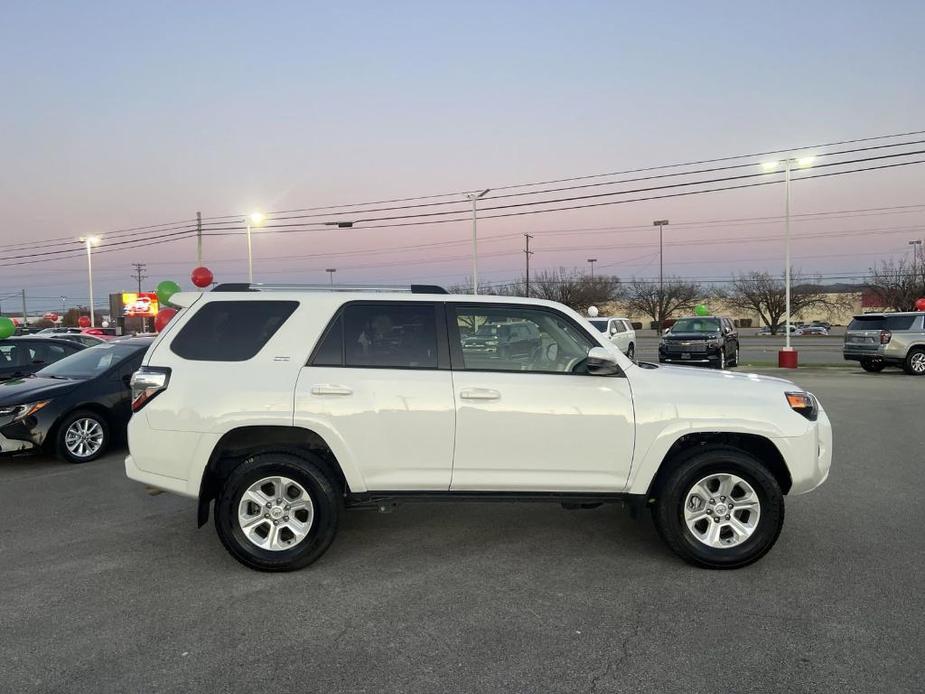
(345, 490, 644, 510)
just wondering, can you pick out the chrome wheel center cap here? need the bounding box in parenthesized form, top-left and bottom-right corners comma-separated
(714, 503, 728, 516)
(269, 506, 284, 520)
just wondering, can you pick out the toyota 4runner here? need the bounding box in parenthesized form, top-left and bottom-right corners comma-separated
(126, 285, 832, 571)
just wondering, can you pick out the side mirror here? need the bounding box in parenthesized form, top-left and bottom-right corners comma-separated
(587, 346, 621, 376)
(663, 328, 671, 336)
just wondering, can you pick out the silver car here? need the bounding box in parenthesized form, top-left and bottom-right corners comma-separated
(843, 312, 925, 374)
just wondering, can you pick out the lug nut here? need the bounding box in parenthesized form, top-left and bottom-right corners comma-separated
(273, 520, 279, 526)
(709, 499, 715, 504)
(714, 517, 720, 523)
(285, 505, 290, 511)
(725, 515, 730, 520)
(720, 496, 726, 501)
(266, 502, 272, 508)
(276, 498, 282, 504)
(283, 516, 289, 521)
(264, 513, 269, 518)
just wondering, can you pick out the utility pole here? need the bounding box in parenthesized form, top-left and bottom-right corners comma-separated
(653, 220, 669, 333)
(524, 234, 533, 298)
(21, 289, 27, 330)
(196, 211, 203, 266)
(910, 240, 923, 283)
(326, 268, 336, 287)
(131, 263, 148, 293)
(587, 258, 597, 279)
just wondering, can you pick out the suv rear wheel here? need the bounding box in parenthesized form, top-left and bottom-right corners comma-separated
(860, 357, 886, 372)
(651, 446, 784, 569)
(904, 348, 925, 376)
(214, 453, 341, 571)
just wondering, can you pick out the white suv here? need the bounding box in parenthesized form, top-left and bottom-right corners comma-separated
(587, 316, 637, 359)
(126, 285, 832, 572)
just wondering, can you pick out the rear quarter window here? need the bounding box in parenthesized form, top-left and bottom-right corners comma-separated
(849, 315, 916, 331)
(170, 300, 298, 361)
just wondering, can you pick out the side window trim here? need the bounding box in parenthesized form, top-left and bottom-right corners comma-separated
(307, 300, 450, 370)
(445, 302, 602, 375)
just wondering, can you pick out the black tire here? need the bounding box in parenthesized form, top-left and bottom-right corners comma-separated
(651, 446, 785, 569)
(214, 452, 342, 572)
(730, 344, 740, 367)
(55, 409, 110, 464)
(711, 350, 727, 370)
(903, 347, 925, 376)
(626, 343, 635, 360)
(860, 358, 886, 373)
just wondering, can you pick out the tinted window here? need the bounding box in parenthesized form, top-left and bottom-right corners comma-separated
(848, 315, 917, 331)
(342, 304, 438, 369)
(588, 319, 608, 333)
(452, 305, 594, 373)
(36, 342, 143, 379)
(611, 320, 625, 334)
(672, 318, 721, 333)
(311, 315, 343, 366)
(171, 301, 298, 361)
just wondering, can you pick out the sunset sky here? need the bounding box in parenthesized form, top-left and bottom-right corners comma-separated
(1, 1, 923, 313)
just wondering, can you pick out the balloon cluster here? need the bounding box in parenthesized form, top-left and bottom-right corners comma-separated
(0, 316, 14, 339)
(149, 266, 214, 332)
(694, 304, 710, 316)
(916, 297, 925, 312)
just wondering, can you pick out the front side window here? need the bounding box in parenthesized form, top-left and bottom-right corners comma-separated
(171, 301, 297, 362)
(610, 320, 625, 334)
(36, 343, 142, 379)
(451, 305, 594, 373)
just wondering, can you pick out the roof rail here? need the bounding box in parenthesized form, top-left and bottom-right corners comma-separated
(211, 283, 448, 295)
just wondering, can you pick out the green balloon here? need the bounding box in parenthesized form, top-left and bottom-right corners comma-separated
(694, 304, 709, 316)
(156, 280, 182, 306)
(0, 316, 14, 339)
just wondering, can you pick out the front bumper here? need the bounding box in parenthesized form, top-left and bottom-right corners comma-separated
(0, 410, 56, 453)
(780, 407, 833, 495)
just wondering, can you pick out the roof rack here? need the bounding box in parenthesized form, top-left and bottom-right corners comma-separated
(211, 283, 448, 295)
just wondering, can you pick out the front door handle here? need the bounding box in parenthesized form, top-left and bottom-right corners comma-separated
(310, 384, 353, 396)
(459, 388, 501, 400)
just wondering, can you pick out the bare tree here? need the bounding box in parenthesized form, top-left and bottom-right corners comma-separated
(451, 269, 620, 311)
(865, 258, 925, 312)
(713, 271, 843, 333)
(623, 276, 700, 328)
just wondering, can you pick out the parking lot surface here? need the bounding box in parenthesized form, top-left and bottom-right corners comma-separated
(1, 368, 922, 693)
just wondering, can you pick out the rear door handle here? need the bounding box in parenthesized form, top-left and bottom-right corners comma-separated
(459, 388, 501, 400)
(310, 384, 353, 396)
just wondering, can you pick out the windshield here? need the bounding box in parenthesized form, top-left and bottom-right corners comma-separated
(35, 342, 141, 379)
(472, 324, 499, 337)
(588, 319, 609, 333)
(671, 318, 720, 333)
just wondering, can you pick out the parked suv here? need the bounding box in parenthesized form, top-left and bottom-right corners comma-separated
(126, 286, 831, 572)
(843, 312, 925, 374)
(587, 316, 637, 359)
(659, 316, 739, 369)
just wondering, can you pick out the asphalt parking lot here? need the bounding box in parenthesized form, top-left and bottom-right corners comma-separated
(1, 367, 923, 693)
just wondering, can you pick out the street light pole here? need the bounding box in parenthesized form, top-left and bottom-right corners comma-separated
(326, 268, 336, 287)
(653, 220, 669, 333)
(910, 240, 922, 282)
(464, 189, 490, 294)
(245, 211, 264, 284)
(784, 159, 792, 350)
(78, 236, 100, 327)
(587, 258, 597, 279)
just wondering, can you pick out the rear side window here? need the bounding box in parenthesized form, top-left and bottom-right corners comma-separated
(309, 303, 440, 369)
(171, 301, 298, 361)
(848, 315, 916, 331)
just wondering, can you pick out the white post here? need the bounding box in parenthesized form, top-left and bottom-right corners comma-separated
(86, 238, 96, 328)
(784, 159, 792, 350)
(470, 194, 479, 295)
(246, 220, 254, 284)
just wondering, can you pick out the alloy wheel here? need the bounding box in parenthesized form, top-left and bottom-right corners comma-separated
(683, 473, 761, 549)
(237, 476, 315, 551)
(64, 418, 105, 459)
(911, 351, 925, 374)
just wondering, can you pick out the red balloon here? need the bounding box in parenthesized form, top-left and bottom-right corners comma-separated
(915, 297, 925, 312)
(78, 316, 91, 328)
(191, 266, 214, 288)
(44, 312, 58, 321)
(154, 307, 177, 333)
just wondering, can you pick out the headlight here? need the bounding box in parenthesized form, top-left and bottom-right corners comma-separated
(707, 339, 722, 348)
(785, 392, 818, 421)
(0, 400, 51, 421)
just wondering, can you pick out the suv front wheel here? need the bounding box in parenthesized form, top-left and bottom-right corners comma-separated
(214, 453, 342, 571)
(651, 446, 784, 569)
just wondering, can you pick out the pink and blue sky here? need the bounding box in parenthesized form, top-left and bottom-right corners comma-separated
(1, 1, 923, 313)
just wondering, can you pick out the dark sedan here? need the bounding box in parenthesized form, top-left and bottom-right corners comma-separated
(0, 336, 85, 381)
(0, 337, 152, 463)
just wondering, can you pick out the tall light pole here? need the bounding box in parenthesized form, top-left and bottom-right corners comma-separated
(60, 296, 67, 320)
(762, 156, 815, 352)
(326, 268, 336, 287)
(909, 240, 922, 282)
(78, 236, 101, 327)
(464, 189, 490, 294)
(245, 211, 264, 284)
(653, 220, 669, 333)
(587, 258, 597, 279)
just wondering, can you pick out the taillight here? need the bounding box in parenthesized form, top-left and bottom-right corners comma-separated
(879, 330, 892, 344)
(785, 391, 818, 421)
(130, 367, 171, 412)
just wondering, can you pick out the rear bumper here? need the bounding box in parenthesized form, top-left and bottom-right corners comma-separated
(125, 454, 195, 497)
(843, 350, 903, 365)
